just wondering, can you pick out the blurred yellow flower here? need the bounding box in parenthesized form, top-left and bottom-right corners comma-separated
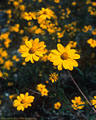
(54, 0, 60, 3)
(12, 55, 20, 62)
(19, 38, 46, 63)
(13, 1, 19, 7)
(54, 102, 61, 110)
(22, 36, 28, 41)
(13, 92, 35, 111)
(68, 41, 77, 48)
(21, 12, 36, 21)
(4, 38, 11, 48)
(19, 5, 25, 11)
(10, 24, 20, 32)
(72, 2, 77, 6)
(92, 29, 96, 35)
(9, 94, 17, 100)
(0, 57, 4, 64)
(0, 32, 9, 40)
(48, 43, 80, 71)
(0, 71, 3, 77)
(92, 2, 96, 6)
(71, 96, 85, 110)
(4, 60, 13, 70)
(87, 38, 96, 48)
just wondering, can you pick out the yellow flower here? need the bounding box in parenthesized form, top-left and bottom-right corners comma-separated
(19, 5, 25, 11)
(36, 84, 48, 96)
(10, 24, 20, 32)
(0, 71, 3, 77)
(4, 60, 13, 70)
(1, 50, 8, 58)
(36, 84, 46, 92)
(57, 31, 65, 38)
(37, 8, 56, 22)
(54, 0, 60, 3)
(91, 96, 96, 108)
(40, 88, 48, 96)
(92, 2, 96, 6)
(19, 38, 46, 63)
(21, 12, 36, 21)
(54, 102, 61, 110)
(72, 2, 77, 6)
(4, 38, 11, 48)
(49, 72, 58, 83)
(87, 38, 96, 48)
(13, 1, 19, 7)
(5, 9, 11, 15)
(13, 92, 35, 111)
(71, 96, 85, 110)
(9, 94, 17, 100)
(92, 29, 96, 35)
(67, 41, 77, 48)
(22, 36, 28, 41)
(22, 62, 26, 66)
(0, 32, 9, 40)
(12, 55, 20, 62)
(48, 43, 80, 71)
(0, 57, 4, 64)
(38, 0, 42, 2)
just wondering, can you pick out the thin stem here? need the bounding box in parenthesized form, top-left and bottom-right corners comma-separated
(68, 71, 96, 113)
(29, 89, 41, 95)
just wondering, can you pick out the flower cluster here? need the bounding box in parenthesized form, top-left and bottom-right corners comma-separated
(0, 0, 96, 117)
(36, 84, 48, 96)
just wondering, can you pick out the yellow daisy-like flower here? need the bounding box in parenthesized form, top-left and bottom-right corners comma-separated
(40, 88, 48, 96)
(48, 43, 80, 71)
(71, 96, 85, 110)
(54, 102, 61, 110)
(37, 8, 56, 21)
(49, 72, 58, 83)
(36, 84, 46, 92)
(19, 38, 46, 63)
(13, 92, 35, 111)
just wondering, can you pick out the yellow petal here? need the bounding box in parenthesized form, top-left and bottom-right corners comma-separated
(57, 44, 64, 53)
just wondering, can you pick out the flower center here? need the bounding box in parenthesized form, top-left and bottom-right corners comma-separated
(21, 99, 26, 104)
(29, 47, 36, 54)
(61, 52, 69, 60)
